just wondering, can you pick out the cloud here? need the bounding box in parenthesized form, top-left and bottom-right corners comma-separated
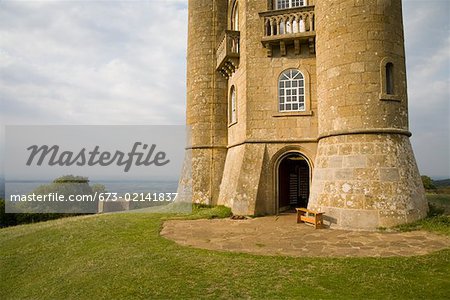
(0, 1, 189, 174)
(403, 0, 450, 178)
(0, 0, 448, 179)
(0, 1, 188, 126)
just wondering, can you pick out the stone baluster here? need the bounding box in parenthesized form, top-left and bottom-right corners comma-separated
(293, 15, 299, 33)
(286, 16, 292, 34)
(300, 17, 305, 33)
(271, 17, 275, 35)
(276, 18, 280, 35)
(263, 7, 315, 37)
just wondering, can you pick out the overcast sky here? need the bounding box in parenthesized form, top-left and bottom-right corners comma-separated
(0, 0, 449, 179)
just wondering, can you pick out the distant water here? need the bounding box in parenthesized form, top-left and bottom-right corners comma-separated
(3, 179, 192, 214)
(4, 180, 179, 197)
(92, 180, 179, 195)
(0, 177, 4, 199)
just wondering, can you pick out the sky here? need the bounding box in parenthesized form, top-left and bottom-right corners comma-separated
(0, 0, 449, 179)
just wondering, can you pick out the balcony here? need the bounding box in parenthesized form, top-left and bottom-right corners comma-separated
(259, 6, 315, 57)
(216, 30, 240, 79)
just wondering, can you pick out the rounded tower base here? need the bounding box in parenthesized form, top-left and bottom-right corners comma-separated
(308, 133, 428, 230)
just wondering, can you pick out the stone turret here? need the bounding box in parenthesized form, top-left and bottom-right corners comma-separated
(308, 0, 427, 229)
(180, 0, 228, 204)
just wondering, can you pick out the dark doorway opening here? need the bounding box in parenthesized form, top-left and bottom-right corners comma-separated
(278, 153, 310, 213)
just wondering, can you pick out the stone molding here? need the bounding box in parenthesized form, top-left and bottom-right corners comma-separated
(318, 128, 412, 140)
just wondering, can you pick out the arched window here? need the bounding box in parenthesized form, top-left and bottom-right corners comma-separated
(230, 86, 237, 123)
(279, 69, 305, 112)
(276, 0, 306, 10)
(386, 62, 394, 95)
(379, 57, 399, 101)
(231, 1, 239, 31)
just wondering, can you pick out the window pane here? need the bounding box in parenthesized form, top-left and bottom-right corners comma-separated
(277, 0, 305, 9)
(231, 2, 239, 31)
(277, 0, 288, 9)
(230, 87, 237, 123)
(293, 72, 302, 80)
(386, 63, 394, 95)
(278, 69, 306, 113)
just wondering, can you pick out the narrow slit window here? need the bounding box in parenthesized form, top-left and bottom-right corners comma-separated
(386, 62, 394, 95)
(231, 2, 239, 31)
(230, 86, 237, 123)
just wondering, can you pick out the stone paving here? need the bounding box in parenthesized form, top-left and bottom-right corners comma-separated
(160, 214, 450, 257)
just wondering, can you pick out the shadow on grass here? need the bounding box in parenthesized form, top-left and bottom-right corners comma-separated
(395, 203, 450, 236)
(166, 204, 232, 220)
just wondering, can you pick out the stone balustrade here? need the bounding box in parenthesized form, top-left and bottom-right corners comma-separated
(259, 6, 316, 57)
(216, 30, 240, 78)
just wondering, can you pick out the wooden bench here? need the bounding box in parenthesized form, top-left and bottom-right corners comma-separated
(296, 208, 324, 229)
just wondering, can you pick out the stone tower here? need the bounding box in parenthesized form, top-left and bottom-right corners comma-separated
(182, 0, 228, 204)
(308, 0, 428, 229)
(181, 0, 427, 230)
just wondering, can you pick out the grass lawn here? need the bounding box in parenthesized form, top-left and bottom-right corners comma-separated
(427, 193, 450, 215)
(393, 194, 450, 235)
(1, 206, 450, 299)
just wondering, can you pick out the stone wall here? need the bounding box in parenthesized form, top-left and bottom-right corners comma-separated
(181, 0, 229, 205)
(183, 0, 427, 229)
(309, 0, 427, 229)
(309, 134, 427, 230)
(217, 0, 320, 215)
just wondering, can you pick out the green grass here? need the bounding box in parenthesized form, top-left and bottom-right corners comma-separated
(175, 203, 232, 220)
(395, 214, 450, 235)
(427, 193, 450, 214)
(1, 206, 449, 299)
(394, 194, 450, 235)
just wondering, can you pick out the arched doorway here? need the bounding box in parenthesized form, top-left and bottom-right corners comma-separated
(278, 153, 310, 213)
